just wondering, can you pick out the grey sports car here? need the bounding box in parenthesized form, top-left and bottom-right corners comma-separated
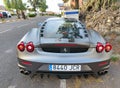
(17, 17, 112, 78)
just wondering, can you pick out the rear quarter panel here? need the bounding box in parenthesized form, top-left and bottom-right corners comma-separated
(17, 28, 40, 45)
(87, 29, 106, 46)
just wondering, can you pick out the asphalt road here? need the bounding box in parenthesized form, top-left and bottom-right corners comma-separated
(0, 16, 120, 88)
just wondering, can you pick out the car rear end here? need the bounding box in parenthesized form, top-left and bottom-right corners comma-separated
(17, 18, 112, 78)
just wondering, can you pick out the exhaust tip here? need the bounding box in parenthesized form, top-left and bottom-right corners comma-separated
(20, 69, 31, 75)
(98, 70, 108, 76)
(24, 71, 31, 75)
(104, 70, 108, 74)
(20, 69, 24, 74)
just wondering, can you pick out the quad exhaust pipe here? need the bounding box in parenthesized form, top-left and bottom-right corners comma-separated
(20, 69, 108, 78)
(20, 69, 31, 75)
(98, 70, 108, 75)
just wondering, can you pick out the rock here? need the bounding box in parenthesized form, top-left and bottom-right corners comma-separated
(111, 27, 120, 33)
(115, 36, 120, 42)
(115, 16, 120, 24)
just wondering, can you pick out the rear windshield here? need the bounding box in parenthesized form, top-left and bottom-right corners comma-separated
(42, 19, 85, 38)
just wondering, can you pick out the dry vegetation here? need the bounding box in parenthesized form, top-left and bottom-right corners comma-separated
(81, 2, 120, 56)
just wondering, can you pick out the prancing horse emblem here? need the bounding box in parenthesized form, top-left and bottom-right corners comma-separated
(63, 48, 67, 53)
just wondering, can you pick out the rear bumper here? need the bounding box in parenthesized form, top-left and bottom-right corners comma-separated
(17, 58, 110, 75)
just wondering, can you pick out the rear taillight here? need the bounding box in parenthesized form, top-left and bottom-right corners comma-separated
(17, 41, 25, 52)
(96, 42, 112, 53)
(96, 42, 104, 53)
(105, 42, 112, 52)
(26, 42, 34, 52)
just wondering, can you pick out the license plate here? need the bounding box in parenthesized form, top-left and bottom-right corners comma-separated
(49, 64, 81, 71)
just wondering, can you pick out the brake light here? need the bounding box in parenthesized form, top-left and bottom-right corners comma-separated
(54, 44, 77, 47)
(26, 42, 34, 52)
(105, 43, 112, 52)
(17, 41, 25, 52)
(96, 42, 104, 53)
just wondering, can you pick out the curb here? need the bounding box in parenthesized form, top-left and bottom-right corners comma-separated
(0, 16, 39, 24)
(0, 19, 24, 24)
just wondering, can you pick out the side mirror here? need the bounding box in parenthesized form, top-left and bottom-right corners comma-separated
(38, 22, 42, 27)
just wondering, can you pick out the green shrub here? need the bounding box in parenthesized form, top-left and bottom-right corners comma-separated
(111, 56, 119, 62)
(111, 5, 119, 11)
(11, 13, 17, 16)
(28, 13, 36, 17)
(1, 18, 5, 22)
(55, 14, 61, 17)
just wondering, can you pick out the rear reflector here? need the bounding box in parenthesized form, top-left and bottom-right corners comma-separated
(98, 61, 108, 66)
(21, 61, 32, 66)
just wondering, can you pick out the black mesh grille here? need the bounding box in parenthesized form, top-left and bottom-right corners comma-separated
(70, 48, 88, 53)
(42, 47, 60, 53)
(42, 47, 88, 53)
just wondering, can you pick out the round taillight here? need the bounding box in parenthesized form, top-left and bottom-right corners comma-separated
(96, 42, 104, 53)
(105, 43, 112, 52)
(26, 42, 34, 52)
(17, 41, 25, 52)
